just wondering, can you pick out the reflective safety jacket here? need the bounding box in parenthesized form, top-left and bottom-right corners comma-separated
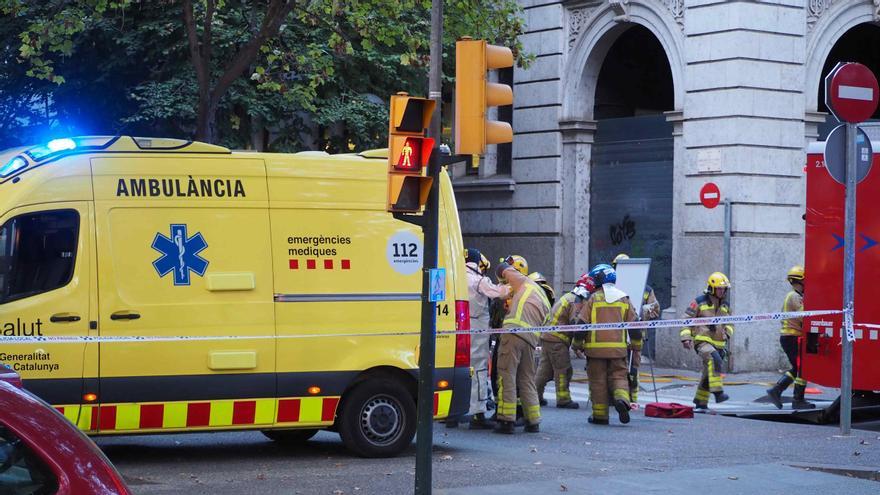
(576, 286, 638, 359)
(680, 294, 733, 348)
(501, 269, 551, 348)
(780, 289, 804, 337)
(541, 291, 583, 345)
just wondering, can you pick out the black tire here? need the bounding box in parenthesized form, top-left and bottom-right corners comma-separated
(338, 379, 416, 458)
(261, 429, 319, 444)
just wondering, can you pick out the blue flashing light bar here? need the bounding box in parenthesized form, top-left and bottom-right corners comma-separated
(47, 138, 76, 152)
(0, 156, 27, 178)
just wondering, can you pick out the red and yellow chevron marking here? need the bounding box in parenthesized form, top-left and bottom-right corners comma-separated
(433, 390, 452, 418)
(54, 390, 452, 433)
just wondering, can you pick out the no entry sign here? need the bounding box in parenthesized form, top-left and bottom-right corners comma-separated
(825, 62, 879, 123)
(700, 182, 720, 209)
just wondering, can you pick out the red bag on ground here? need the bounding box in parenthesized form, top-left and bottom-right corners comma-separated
(644, 402, 693, 419)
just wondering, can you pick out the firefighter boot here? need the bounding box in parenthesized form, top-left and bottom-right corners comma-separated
(557, 401, 580, 409)
(713, 391, 730, 404)
(765, 374, 794, 409)
(524, 423, 540, 433)
(539, 397, 548, 406)
(469, 413, 494, 430)
(493, 420, 515, 434)
(588, 416, 609, 425)
(792, 384, 815, 410)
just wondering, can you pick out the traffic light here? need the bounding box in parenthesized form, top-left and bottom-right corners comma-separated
(387, 93, 436, 213)
(454, 38, 514, 156)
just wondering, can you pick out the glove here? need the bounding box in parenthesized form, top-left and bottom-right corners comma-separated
(495, 262, 512, 281)
(682, 340, 692, 350)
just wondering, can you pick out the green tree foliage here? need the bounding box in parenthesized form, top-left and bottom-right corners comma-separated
(0, 0, 529, 152)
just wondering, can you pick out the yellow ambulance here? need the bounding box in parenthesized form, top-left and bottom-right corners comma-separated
(0, 136, 471, 457)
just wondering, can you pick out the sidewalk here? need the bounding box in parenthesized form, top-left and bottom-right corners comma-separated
(568, 357, 840, 415)
(436, 463, 880, 495)
(431, 360, 877, 495)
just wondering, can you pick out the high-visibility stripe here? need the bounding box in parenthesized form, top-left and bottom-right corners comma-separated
(278, 398, 301, 422)
(299, 397, 323, 422)
(187, 402, 211, 427)
(322, 397, 339, 422)
(140, 404, 164, 429)
(504, 285, 542, 329)
(99, 405, 117, 430)
(255, 399, 276, 424)
(232, 400, 256, 425)
(164, 402, 188, 428)
(209, 400, 235, 427)
(49, 396, 378, 432)
(694, 334, 727, 348)
(432, 391, 453, 418)
(587, 301, 628, 349)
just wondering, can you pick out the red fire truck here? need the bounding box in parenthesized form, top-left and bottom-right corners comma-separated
(803, 126, 880, 395)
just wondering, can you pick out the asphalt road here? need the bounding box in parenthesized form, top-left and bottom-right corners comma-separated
(99, 379, 880, 495)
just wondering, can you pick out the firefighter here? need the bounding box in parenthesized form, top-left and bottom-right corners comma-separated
(528, 272, 556, 306)
(464, 249, 512, 429)
(535, 273, 593, 410)
(493, 260, 550, 434)
(611, 254, 661, 406)
(680, 272, 733, 409)
(501, 254, 529, 277)
(575, 264, 639, 425)
(489, 254, 530, 425)
(766, 265, 815, 410)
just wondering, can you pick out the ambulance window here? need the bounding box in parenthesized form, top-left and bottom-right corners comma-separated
(0, 210, 79, 304)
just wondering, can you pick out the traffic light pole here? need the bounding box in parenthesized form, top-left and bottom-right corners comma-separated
(414, 1, 443, 494)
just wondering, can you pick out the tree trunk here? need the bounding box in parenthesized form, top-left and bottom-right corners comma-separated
(195, 95, 218, 143)
(251, 114, 266, 151)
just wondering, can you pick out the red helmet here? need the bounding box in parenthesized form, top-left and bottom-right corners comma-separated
(575, 273, 597, 294)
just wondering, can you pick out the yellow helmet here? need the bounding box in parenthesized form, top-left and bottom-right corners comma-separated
(612, 253, 629, 268)
(707, 272, 731, 289)
(501, 255, 528, 276)
(479, 253, 490, 274)
(787, 265, 804, 281)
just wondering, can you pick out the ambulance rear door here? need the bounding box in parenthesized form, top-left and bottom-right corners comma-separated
(91, 156, 276, 432)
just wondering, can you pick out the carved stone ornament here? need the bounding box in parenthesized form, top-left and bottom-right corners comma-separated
(807, 0, 833, 30)
(667, 0, 685, 27)
(568, 2, 603, 49)
(567, 1, 686, 49)
(609, 0, 631, 21)
(808, 1, 880, 31)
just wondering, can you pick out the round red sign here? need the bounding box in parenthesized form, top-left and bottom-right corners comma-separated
(825, 62, 879, 124)
(700, 182, 721, 209)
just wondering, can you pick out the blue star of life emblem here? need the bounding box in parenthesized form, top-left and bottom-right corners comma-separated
(151, 224, 209, 286)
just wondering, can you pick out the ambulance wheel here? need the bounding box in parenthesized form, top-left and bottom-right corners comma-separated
(262, 429, 318, 444)
(338, 379, 416, 458)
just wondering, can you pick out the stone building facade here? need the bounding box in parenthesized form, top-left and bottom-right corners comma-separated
(452, 0, 880, 371)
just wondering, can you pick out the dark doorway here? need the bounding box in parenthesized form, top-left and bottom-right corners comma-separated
(817, 22, 880, 127)
(589, 25, 675, 358)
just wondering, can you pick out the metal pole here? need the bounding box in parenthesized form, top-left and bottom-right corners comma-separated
(723, 198, 733, 372)
(723, 198, 731, 277)
(840, 123, 857, 435)
(414, 1, 442, 493)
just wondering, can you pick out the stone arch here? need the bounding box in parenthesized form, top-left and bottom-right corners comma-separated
(805, 2, 880, 113)
(561, 1, 685, 122)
